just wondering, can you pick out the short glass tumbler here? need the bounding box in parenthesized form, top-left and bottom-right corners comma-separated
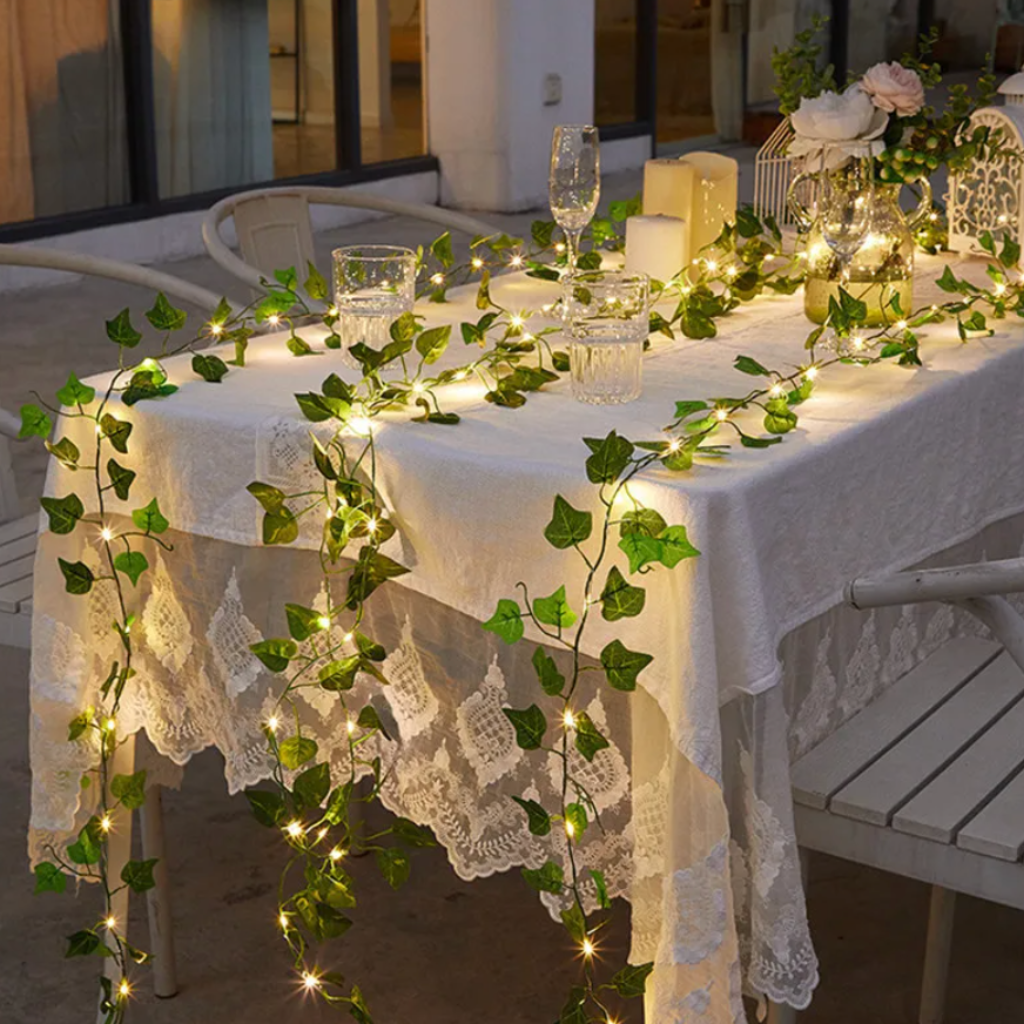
(563, 270, 650, 405)
(332, 245, 417, 357)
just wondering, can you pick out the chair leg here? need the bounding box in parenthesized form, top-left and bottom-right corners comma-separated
(98, 733, 136, 1024)
(919, 885, 956, 1024)
(141, 785, 179, 998)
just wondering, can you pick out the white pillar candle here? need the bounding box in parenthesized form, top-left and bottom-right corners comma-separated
(624, 215, 688, 285)
(679, 152, 739, 258)
(643, 158, 697, 222)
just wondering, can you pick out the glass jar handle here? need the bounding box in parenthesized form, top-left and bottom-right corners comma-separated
(903, 175, 934, 231)
(787, 171, 816, 232)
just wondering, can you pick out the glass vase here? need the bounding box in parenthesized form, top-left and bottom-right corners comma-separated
(790, 171, 932, 326)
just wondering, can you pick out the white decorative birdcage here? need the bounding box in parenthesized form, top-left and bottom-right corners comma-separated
(947, 69, 1024, 255)
(753, 117, 818, 229)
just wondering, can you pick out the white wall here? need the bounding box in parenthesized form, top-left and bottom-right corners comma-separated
(425, 0, 596, 212)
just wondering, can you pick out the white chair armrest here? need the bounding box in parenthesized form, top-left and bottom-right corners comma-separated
(0, 407, 19, 440)
(847, 558, 1024, 609)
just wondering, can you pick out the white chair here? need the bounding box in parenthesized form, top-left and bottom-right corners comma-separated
(0, 246, 241, 1004)
(791, 558, 1024, 1024)
(201, 185, 504, 296)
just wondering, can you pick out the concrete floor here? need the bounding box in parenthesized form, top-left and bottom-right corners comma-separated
(4, 161, 1024, 1023)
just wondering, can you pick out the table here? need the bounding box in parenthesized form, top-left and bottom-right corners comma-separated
(28, 254, 1024, 1023)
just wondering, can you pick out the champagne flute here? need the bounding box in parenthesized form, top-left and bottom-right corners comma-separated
(818, 144, 874, 283)
(549, 125, 601, 272)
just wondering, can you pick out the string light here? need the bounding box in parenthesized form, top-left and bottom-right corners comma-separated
(285, 821, 304, 838)
(105, 916, 116, 930)
(582, 938, 595, 958)
(325, 506, 335, 520)
(342, 632, 354, 644)
(346, 718, 356, 736)
(510, 314, 525, 328)
(851, 335, 865, 351)
(412, 381, 425, 393)
(726, 266, 739, 279)
(895, 320, 908, 331)
(928, 211, 939, 222)
(555, 242, 566, 253)
(565, 819, 575, 838)
(328, 306, 339, 317)
(100, 815, 112, 833)
(268, 315, 280, 326)
(103, 718, 116, 733)
(995, 283, 1007, 296)
(769, 383, 784, 398)
(317, 827, 328, 841)
(509, 254, 524, 268)
(348, 416, 372, 436)
(267, 716, 279, 733)
(279, 913, 290, 930)
(118, 980, 130, 999)
(366, 517, 378, 534)
(471, 257, 484, 270)
(705, 259, 718, 272)
(667, 438, 682, 452)
(100, 527, 114, 543)
(301, 971, 321, 992)
(430, 273, 444, 286)
(714, 407, 729, 422)
(329, 847, 344, 862)
(453, 370, 468, 381)
(563, 709, 575, 729)
(317, 616, 331, 630)
(804, 365, 819, 381)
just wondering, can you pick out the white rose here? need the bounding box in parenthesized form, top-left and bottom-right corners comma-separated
(788, 88, 889, 167)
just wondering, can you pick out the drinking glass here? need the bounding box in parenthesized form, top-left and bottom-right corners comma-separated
(549, 125, 601, 272)
(563, 270, 650, 405)
(332, 245, 417, 360)
(818, 145, 874, 281)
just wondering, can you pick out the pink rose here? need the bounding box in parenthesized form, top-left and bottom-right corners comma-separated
(860, 62, 925, 117)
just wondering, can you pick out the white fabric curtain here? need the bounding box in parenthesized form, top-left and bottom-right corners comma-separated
(152, 0, 274, 198)
(0, 0, 128, 223)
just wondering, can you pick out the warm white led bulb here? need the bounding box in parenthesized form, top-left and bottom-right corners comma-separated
(471, 257, 484, 269)
(267, 716, 279, 733)
(804, 365, 819, 381)
(329, 847, 344, 861)
(510, 315, 524, 328)
(317, 616, 331, 630)
(431, 273, 444, 286)
(565, 820, 575, 838)
(118, 980, 130, 998)
(715, 408, 729, 422)
(100, 815, 112, 833)
(105, 916, 116, 930)
(302, 971, 320, 991)
(101, 527, 114, 543)
(210, 323, 224, 336)
(346, 719, 356, 736)
(279, 913, 289, 930)
(286, 821, 304, 838)
(563, 709, 575, 729)
(582, 939, 595, 958)
(342, 632, 354, 644)
(268, 314, 280, 326)
(510, 254, 524, 267)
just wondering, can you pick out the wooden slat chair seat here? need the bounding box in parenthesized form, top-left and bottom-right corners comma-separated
(0, 513, 35, 647)
(784, 561, 1024, 1024)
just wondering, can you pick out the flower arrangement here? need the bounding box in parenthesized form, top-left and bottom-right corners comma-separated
(773, 19, 999, 181)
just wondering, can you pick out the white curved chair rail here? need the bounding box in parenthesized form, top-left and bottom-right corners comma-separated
(0, 244, 234, 315)
(0, 407, 18, 440)
(201, 185, 504, 294)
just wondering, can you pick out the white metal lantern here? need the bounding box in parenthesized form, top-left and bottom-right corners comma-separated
(947, 68, 1024, 255)
(753, 118, 818, 228)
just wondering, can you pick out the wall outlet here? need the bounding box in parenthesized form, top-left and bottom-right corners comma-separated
(543, 73, 562, 106)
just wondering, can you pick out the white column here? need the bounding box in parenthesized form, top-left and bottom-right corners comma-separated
(359, 0, 393, 129)
(424, 0, 596, 212)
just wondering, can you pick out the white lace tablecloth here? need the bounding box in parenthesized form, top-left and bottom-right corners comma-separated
(28, 254, 1024, 1023)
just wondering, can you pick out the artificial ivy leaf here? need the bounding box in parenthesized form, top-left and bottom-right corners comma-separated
(600, 639, 653, 691)
(110, 770, 147, 810)
(113, 551, 148, 586)
(658, 524, 701, 567)
(618, 532, 663, 574)
(521, 859, 563, 893)
(611, 962, 655, 998)
(531, 219, 556, 248)
(68, 710, 91, 742)
(121, 858, 158, 893)
(734, 355, 770, 377)
(430, 231, 455, 268)
(389, 311, 419, 343)
(483, 598, 524, 644)
(251, 638, 298, 673)
(100, 414, 132, 454)
(552, 350, 570, 372)
(247, 481, 286, 513)
(287, 334, 315, 356)
(34, 862, 68, 895)
(375, 847, 411, 890)
(56, 373, 96, 407)
(318, 656, 361, 691)
(837, 287, 867, 322)
(620, 508, 667, 537)
(573, 711, 609, 762)
(106, 459, 136, 500)
(67, 818, 103, 865)
(245, 788, 286, 827)
(350, 985, 374, 1024)
(543, 495, 592, 549)
(600, 566, 646, 621)
(19, 403, 52, 440)
(584, 431, 634, 484)
(316, 902, 354, 939)
(531, 646, 565, 696)
(146, 293, 187, 332)
(357, 704, 393, 740)
(740, 434, 782, 449)
(764, 397, 798, 435)
(476, 270, 492, 310)
(533, 585, 577, 629)
(560, 901, 587, 942)
(355, 632, 386, 662)
(391, 817, 437, 848)
(58, 558, 94, 596)
(560, 987, 587, 1024)
(564, 802, 588, 839)
(192, 353, 229, 382)
(263, 508, 299, 546)
(41, 494, 84, 535)
(280, 735, 318, 770)
(105, 308, 142, 347)
(46, 437, 80, 467)
(255, 289, 298, 322)
(590, 868, 611, 909)
(304, 260, 329, 301)
(511, 795, 552, 836)
(415, 324, 451, 364)
(673, 399, 709, 420)
(131, 498, 169, 534)
(293, 762, 331, 809)
(680, 308, 717, 339)
(346, 547, 409, 608)
(285, 603, 324, 642)
(274, 266, 298, 291)
(65, 931, 102, 958)
(503, 705, 547, 750)
(1002, 236, 1021, 269)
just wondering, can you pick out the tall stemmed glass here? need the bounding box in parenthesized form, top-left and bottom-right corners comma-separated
(549, 125, 601, 272)
(818, 143, 874, 284)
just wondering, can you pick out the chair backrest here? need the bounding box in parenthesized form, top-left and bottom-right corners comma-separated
(0, 245, 239, 316)
(0, 406, 20, 524)
(202, 185, 505, 298)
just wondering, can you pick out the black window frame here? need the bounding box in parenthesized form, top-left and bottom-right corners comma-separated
(593, 0, 657, 150)
(0, 0, 436, 244)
